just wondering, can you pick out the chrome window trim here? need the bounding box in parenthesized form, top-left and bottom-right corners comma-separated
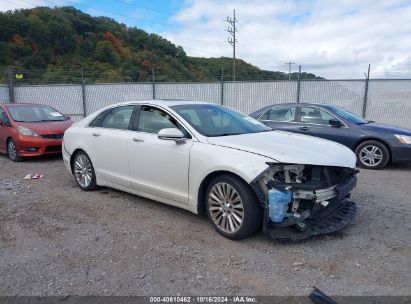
(258, 105, 348, 128)
(87, 104, 136, 129)
(300, 105, 348, 127)
(137, 104, 196, 140)
(257, 105, 297, 122)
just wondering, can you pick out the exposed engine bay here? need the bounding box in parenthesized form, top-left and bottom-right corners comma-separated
(253, 163, 358, 241)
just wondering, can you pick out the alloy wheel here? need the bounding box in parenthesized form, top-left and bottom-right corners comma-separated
(74, 154, 93, 188)
(359, 145, 383, 167)
(208, 182, 244, 234)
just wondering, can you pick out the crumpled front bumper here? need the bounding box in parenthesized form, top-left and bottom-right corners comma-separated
(266, 199, 357, 241)
(264, 174, 358, 241)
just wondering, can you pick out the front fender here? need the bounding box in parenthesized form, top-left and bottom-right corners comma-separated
(188, 142, 274, 210)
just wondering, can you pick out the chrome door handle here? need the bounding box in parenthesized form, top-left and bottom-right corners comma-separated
(299, 126, 309, 131)
(132, 138, 144, 142)
(92, 133, 101, 137)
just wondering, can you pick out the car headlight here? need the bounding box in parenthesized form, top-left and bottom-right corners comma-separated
(394, 134, 411, 144)
(17, 126, 39, 137)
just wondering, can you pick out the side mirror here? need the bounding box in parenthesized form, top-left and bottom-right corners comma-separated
(329, 118, 343, 127)
(0, 119, 3, 126)
(158, 128, 185, 143)
(65, 115, 71, 121)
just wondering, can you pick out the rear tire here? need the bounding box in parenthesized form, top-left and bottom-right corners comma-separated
(72, 151, 98, 191)
(355, 140, 390, 169)
(205, 174, 262, 240)
(7, 139, 22, 162)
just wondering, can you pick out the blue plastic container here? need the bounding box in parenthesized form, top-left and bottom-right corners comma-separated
(268, 189, 292, 223)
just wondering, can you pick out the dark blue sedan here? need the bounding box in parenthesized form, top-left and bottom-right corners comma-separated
(250, 103, 411, 169)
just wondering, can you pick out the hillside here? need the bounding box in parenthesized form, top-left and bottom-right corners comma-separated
(0, 6, 322, 83)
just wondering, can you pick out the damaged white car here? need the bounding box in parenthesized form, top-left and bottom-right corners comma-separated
(63, 101, 358, 240)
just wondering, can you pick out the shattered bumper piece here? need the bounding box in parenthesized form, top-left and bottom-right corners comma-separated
(266, 200, 357, 241)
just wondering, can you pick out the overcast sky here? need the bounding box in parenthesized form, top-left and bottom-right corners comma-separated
(1, 0, 411, 78)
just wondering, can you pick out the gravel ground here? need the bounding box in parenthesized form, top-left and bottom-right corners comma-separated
(0, 154, 410, 296)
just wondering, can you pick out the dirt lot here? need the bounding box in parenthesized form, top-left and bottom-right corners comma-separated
(0, 155, 410, 296)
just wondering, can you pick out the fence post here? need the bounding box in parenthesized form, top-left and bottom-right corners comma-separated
(220, 67, 224, 105)
(152, 67, 156, 100)
(362, 64, 371, 118)
(7, 67, 15, 103)
(80, 67, 87, 117)
(296, 65, 301, 103)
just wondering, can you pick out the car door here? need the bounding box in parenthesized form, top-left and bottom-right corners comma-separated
(294, 106, 357, 148)
(127, 105, 193, 204)
(88, 105, 137, 187)
(257, 105, 299, 132)
(0, 108, 11, 153)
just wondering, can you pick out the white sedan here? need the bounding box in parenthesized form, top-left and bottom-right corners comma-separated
(63, 100, 358, 240)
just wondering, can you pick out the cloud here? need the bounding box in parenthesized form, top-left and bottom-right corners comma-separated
(160, 0, 411, 78)
(1, 0, 410, 78)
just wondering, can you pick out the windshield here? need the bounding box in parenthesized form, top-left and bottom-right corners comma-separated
(325, 105, 368, 125)
(8, 105, 66, 122)
(171, 104, 271, 137)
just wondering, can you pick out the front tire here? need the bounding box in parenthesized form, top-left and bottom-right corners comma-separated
(355, 140, 390, 169)
(7, 139, 22, 162)
(73, 151, 97, 191)
(206, 174, 262, 240)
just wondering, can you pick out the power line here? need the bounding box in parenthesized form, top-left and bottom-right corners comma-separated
(22, 0, 223, 33)
(182, 46, 223, 57)
(59, 0, 224, 32)
(226, 9, 237, 81)
(112, 0, 176, 16)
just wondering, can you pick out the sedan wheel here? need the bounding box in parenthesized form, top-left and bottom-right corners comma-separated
(355, 140, 389, 170)
(73, 151, 97, 191)
(206, 174, 262, 240)
(7, 139, 22, 162)
(208, 182, 244, 234)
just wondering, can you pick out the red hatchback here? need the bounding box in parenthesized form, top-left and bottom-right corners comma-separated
(0, 103, 72, 161)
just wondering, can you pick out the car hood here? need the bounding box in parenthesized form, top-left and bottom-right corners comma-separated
(360, 123, 411, 135)
(207, 130, 357, 168)
(15, 120, 72, 134)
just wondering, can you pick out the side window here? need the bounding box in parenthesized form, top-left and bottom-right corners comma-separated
(100, 106, 134, 130)
(138, 106, 191, 138)
(89, 109, 110, 127)
(260, 106, 296, 122)
(0, 109, 10, 125)
(300, 107, 336, 125)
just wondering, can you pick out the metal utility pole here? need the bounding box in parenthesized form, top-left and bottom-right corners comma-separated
(226, 9, 237, 81)
(296, 65, 302, 103)
(284, 61, 295, 80)
(362, 63, 371, 118)
(80, 67, 87, 117)
(7, 67, 15, 103)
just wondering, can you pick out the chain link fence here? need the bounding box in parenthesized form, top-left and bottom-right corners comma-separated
(0, 85, 8, 103)
(0, 73, 410, 129)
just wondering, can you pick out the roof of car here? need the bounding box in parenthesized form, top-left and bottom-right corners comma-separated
(266, 102, 331, 107)
(2, 103, 50, 107)
(106, 99, 216, 108)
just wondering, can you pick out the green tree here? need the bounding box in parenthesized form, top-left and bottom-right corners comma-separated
(95, 41, 120, 65)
